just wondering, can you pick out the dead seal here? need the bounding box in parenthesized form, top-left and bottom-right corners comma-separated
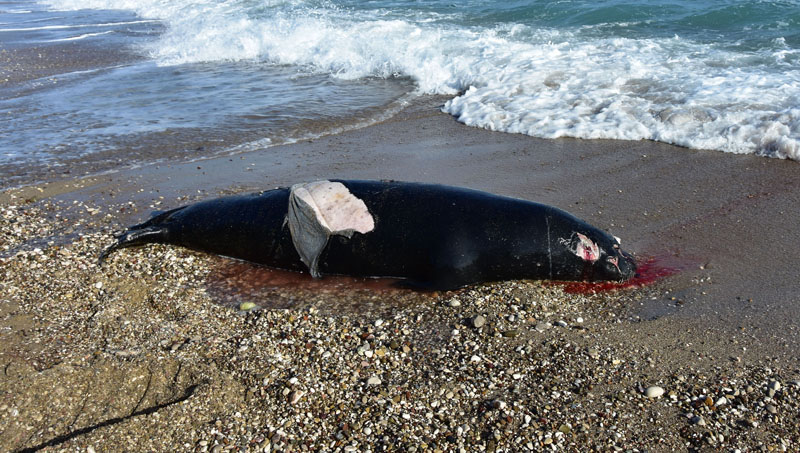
(101, 180, 636, 289)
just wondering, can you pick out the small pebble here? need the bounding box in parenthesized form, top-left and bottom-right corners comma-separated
(471, 315, 486, 329)
(690, 415, 705, 426)
(766, 404, 777, 415)
(239, 301, 256, 311)
(367, 376, 382, 386)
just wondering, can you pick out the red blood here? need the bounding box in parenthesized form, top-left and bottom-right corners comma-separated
(551, 255, 684, 295)
(206, 259, 404, 293)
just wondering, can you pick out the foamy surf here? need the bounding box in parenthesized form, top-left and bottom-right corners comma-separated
(35, 0, 800, 161)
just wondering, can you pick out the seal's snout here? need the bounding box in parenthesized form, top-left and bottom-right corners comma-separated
(617, 250, 637, 281)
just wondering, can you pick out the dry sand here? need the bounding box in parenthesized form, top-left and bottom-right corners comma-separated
(2, 96, 800, 452)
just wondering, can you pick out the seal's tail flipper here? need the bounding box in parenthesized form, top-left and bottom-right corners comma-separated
(99, 226, 168, 265)
(99, 205, 189, 265)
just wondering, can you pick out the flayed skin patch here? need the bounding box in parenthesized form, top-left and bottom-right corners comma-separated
(292, 181, 374, 234)
(287, 181, 375, 277)
(561, 232, 601, 262)
(575, 233, 600, 262)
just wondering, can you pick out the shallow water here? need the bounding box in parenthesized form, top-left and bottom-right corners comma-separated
(1, 0, 798, 187)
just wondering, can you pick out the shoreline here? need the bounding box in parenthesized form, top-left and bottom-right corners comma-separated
(2, 96, 800, 451)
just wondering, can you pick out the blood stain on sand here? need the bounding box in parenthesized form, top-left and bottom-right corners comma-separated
(554, 255, 686, 295)
(204, 258, 429, 315)
(205, 255, 690, 312)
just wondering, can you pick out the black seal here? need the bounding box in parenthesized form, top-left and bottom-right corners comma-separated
(101, 180, 636, 289)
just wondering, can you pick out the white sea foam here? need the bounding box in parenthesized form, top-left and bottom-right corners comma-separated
(0, 20, 156, 32)
(43, 30, 114, 42)
(43, 0, 800, 160)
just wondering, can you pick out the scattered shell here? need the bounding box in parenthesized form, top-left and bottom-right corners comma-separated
(644, 386, 665, 398)
(289, 390, 304, 404)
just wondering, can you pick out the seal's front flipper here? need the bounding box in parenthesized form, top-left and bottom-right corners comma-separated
(99, 226, 167, 265)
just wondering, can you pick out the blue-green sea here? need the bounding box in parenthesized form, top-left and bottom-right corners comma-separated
(2, 0, 798, 173)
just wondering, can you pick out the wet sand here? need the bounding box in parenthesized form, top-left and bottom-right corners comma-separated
(2, 96, 800, 451)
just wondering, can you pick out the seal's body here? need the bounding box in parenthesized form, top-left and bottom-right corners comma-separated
(102, 180, 636, 289)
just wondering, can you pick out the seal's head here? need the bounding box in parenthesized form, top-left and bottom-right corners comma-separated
(561, 231, 636, 282)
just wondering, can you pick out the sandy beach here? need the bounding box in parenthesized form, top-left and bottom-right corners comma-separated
(2, 95, 800, 452)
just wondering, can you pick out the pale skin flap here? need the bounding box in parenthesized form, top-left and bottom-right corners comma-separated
(286, 181, 375, 277)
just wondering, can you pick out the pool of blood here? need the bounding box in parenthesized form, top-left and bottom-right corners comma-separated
(206, 259, 405, 293)
(552, 256, 685, 295)
(205, 254, 688, 306)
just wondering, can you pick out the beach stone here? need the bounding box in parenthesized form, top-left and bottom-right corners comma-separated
(644, 386, 665, 398)
(766, 404, 777, 415)
(769, 380, 781, 392)
(367, 376, 382, 386)
(448, 299, 461, 307)
(555, 320, 568, 327)
(470, 315, 486, 329)
(239, 301, 256, 311)
(535, 322, 551, 332)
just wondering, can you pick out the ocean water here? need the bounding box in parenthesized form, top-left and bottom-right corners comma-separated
(2, 0, 798, 179)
